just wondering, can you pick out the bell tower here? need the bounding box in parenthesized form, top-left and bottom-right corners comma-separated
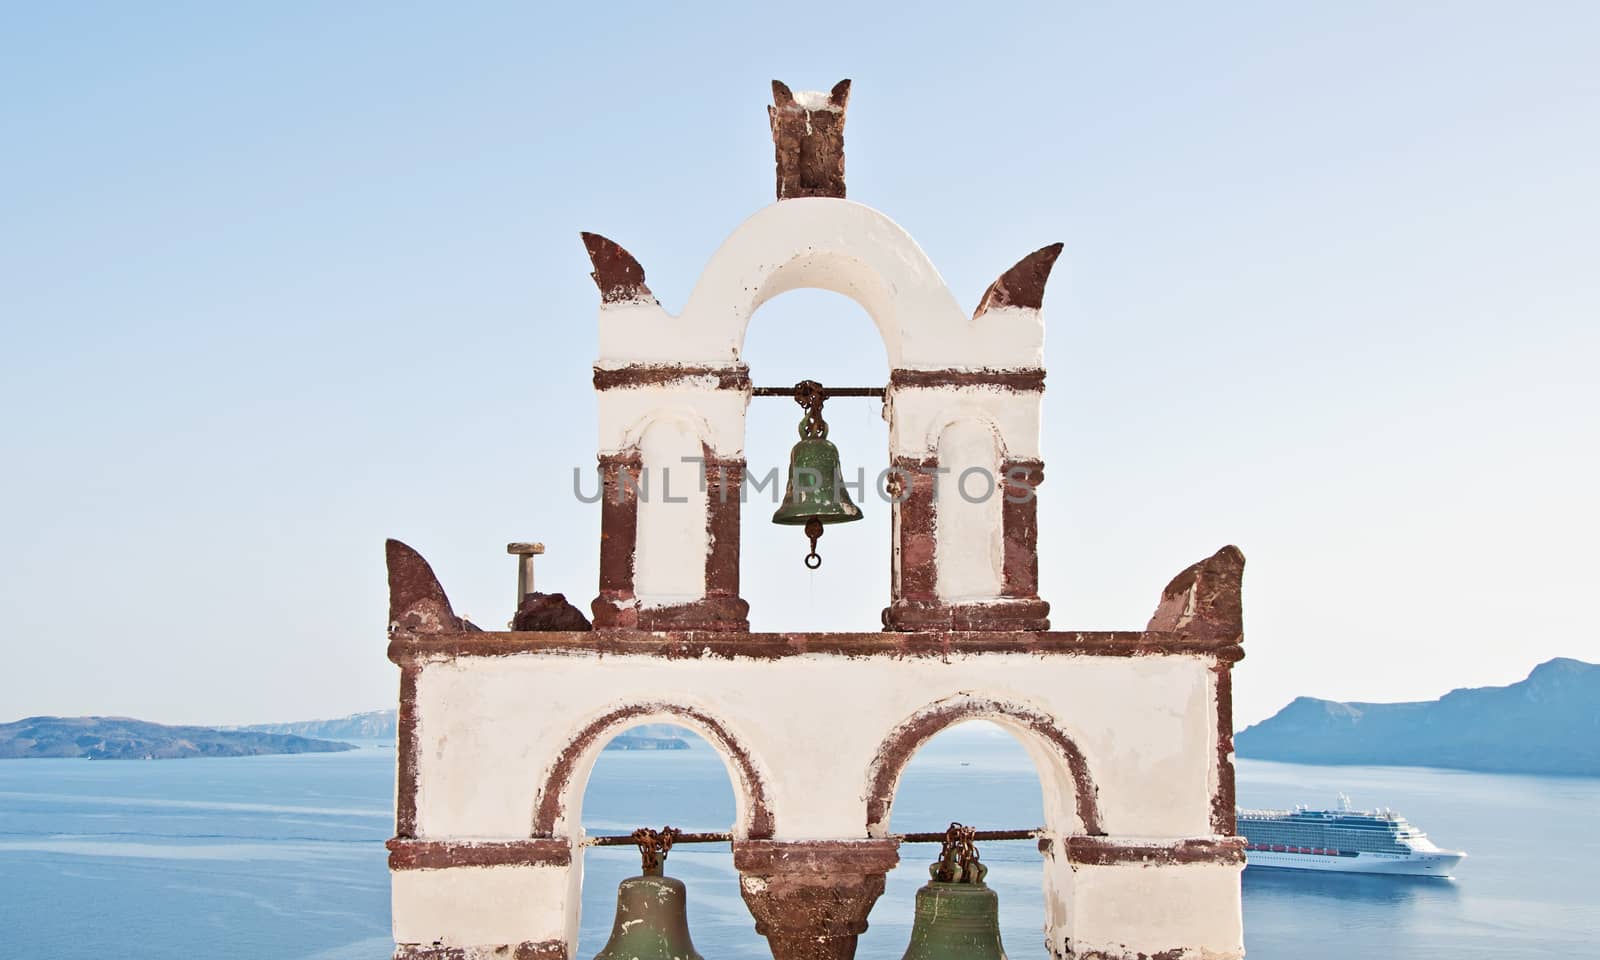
(385, 81, 1248, 960)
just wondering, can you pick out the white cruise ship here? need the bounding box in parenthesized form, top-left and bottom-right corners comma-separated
(1236, 795, 1466, 877)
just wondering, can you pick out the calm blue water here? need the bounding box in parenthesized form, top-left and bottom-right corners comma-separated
(1, 729, 1596, 959)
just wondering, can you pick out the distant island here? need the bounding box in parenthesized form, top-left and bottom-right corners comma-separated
(1237, 657, 1600, 777)
(0, 711, 693, 760)
(239, 711, 689, 751)
(0, 716, 356, 760)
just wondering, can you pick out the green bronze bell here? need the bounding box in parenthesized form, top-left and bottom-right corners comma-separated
(773, 381, 862, 568)
(592, 828, 704, 960)
(901, 825, 1007, 960)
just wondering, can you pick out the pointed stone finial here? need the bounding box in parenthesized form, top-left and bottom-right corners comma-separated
(974, 243, 1064, 318)
(386, 539, 464, 634)
(1146, 545, 1246, 639)
(769, 79, 851, 200)
(580, 232, 657, 304)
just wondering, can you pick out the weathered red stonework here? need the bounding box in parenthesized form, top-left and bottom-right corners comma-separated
(395, 665, 420, 838)
(704, 453, 745, 608)
(889, 455, 937, 606)
(973, 243, 1065, 317)
(734, 839, 898, 960)
(387, 539, 465, 635)
(389, 629, 1244, 666)
(394, 941, 566, 960)
(592, 364, 752, 392)
(1146, 545, 1245, 641)
(386, 837, 573, 870)
(769, 79, 851, 200)
(580, 232, 655, 304)
(882, 597, 1051, 632)
(532, 702, 775, 839)
(1045, 835, 1246, 866)
(592, 455, 642, 629)
(866, 696, 1103, 836)
(1001, 459, 1044, 599)
(1211, 660, 1238, 836)
(887, 368, 1046, 392)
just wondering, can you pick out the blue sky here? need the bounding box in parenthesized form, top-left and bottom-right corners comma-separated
(2, 2, 1595, 728)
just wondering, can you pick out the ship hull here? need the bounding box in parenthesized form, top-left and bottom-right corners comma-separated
(1245, 849, 1464, 877)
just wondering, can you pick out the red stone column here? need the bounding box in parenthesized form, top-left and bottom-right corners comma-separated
(591, 453, 641, 630)
(882, 456, 938, 630)
(1000, 459, 1043, 599)
(733, 840, 900, 960)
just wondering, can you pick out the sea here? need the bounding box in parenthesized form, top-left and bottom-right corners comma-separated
(1, 726, 1596, 960)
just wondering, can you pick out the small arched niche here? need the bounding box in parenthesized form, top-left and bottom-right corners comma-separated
(933, 418, 1007, 601)
(633, 416, 713, 602)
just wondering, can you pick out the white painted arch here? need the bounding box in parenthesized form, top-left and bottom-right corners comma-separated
(595, 198, 1045, 372)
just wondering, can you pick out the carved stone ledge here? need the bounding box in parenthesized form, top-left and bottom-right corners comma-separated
(386, 837, 573, 870)
(882, 598, 1051, 632)
(633, 596, 752, 633)
(389, 629, 1244, 666)
(1040, 835, 1246, 867)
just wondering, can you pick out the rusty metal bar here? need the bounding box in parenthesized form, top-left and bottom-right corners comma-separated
(584, 831, 731, 847)
(581, 827, 1043, 847)
(751, 386, 884, 398)
(898, 828, 1042, 843)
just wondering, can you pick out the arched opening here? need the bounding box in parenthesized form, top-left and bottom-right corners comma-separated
(862, 720, 1048, 960)
(862, 696, 1102, 960)
(741, 287, 890, 631)
(560, 716, 773, 960)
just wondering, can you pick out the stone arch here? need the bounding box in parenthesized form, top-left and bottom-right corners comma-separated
(592, 200, 1051, 373)
(864, 694, 1103, 838)
(924, 410, 1010, 462)
(532, 701, 775, 840)
(682, 199, 968, 370)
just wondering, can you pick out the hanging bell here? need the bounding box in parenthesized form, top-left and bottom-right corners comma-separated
(901, 824, 1007, 960)
(592, 827, 704, 960)
(772, 381, 862, 568)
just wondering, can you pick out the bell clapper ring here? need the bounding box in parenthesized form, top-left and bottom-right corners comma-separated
(804, 517, 824, 569)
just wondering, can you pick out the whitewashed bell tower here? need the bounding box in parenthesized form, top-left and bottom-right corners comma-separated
(384, 80, 1248, 960)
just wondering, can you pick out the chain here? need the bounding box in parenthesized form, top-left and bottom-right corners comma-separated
(631, 825, 680, 873)
(793, 379, 828, 437)
(931, 821, 988, 884)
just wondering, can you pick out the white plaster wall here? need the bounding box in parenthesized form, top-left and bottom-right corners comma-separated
(934, 420, 1005, 600)
(410, 652, 1218, 841)
(597, 383, 748, 459)
(887, 386, 1041, 461)
(1061, 861, 1245, 959)
(595, 199, 1045, 372)
(392, 864, 571, 947)
(634, 418, 710, 603)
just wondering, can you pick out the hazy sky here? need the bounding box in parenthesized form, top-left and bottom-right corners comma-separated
(2, 3, 1595, 730)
